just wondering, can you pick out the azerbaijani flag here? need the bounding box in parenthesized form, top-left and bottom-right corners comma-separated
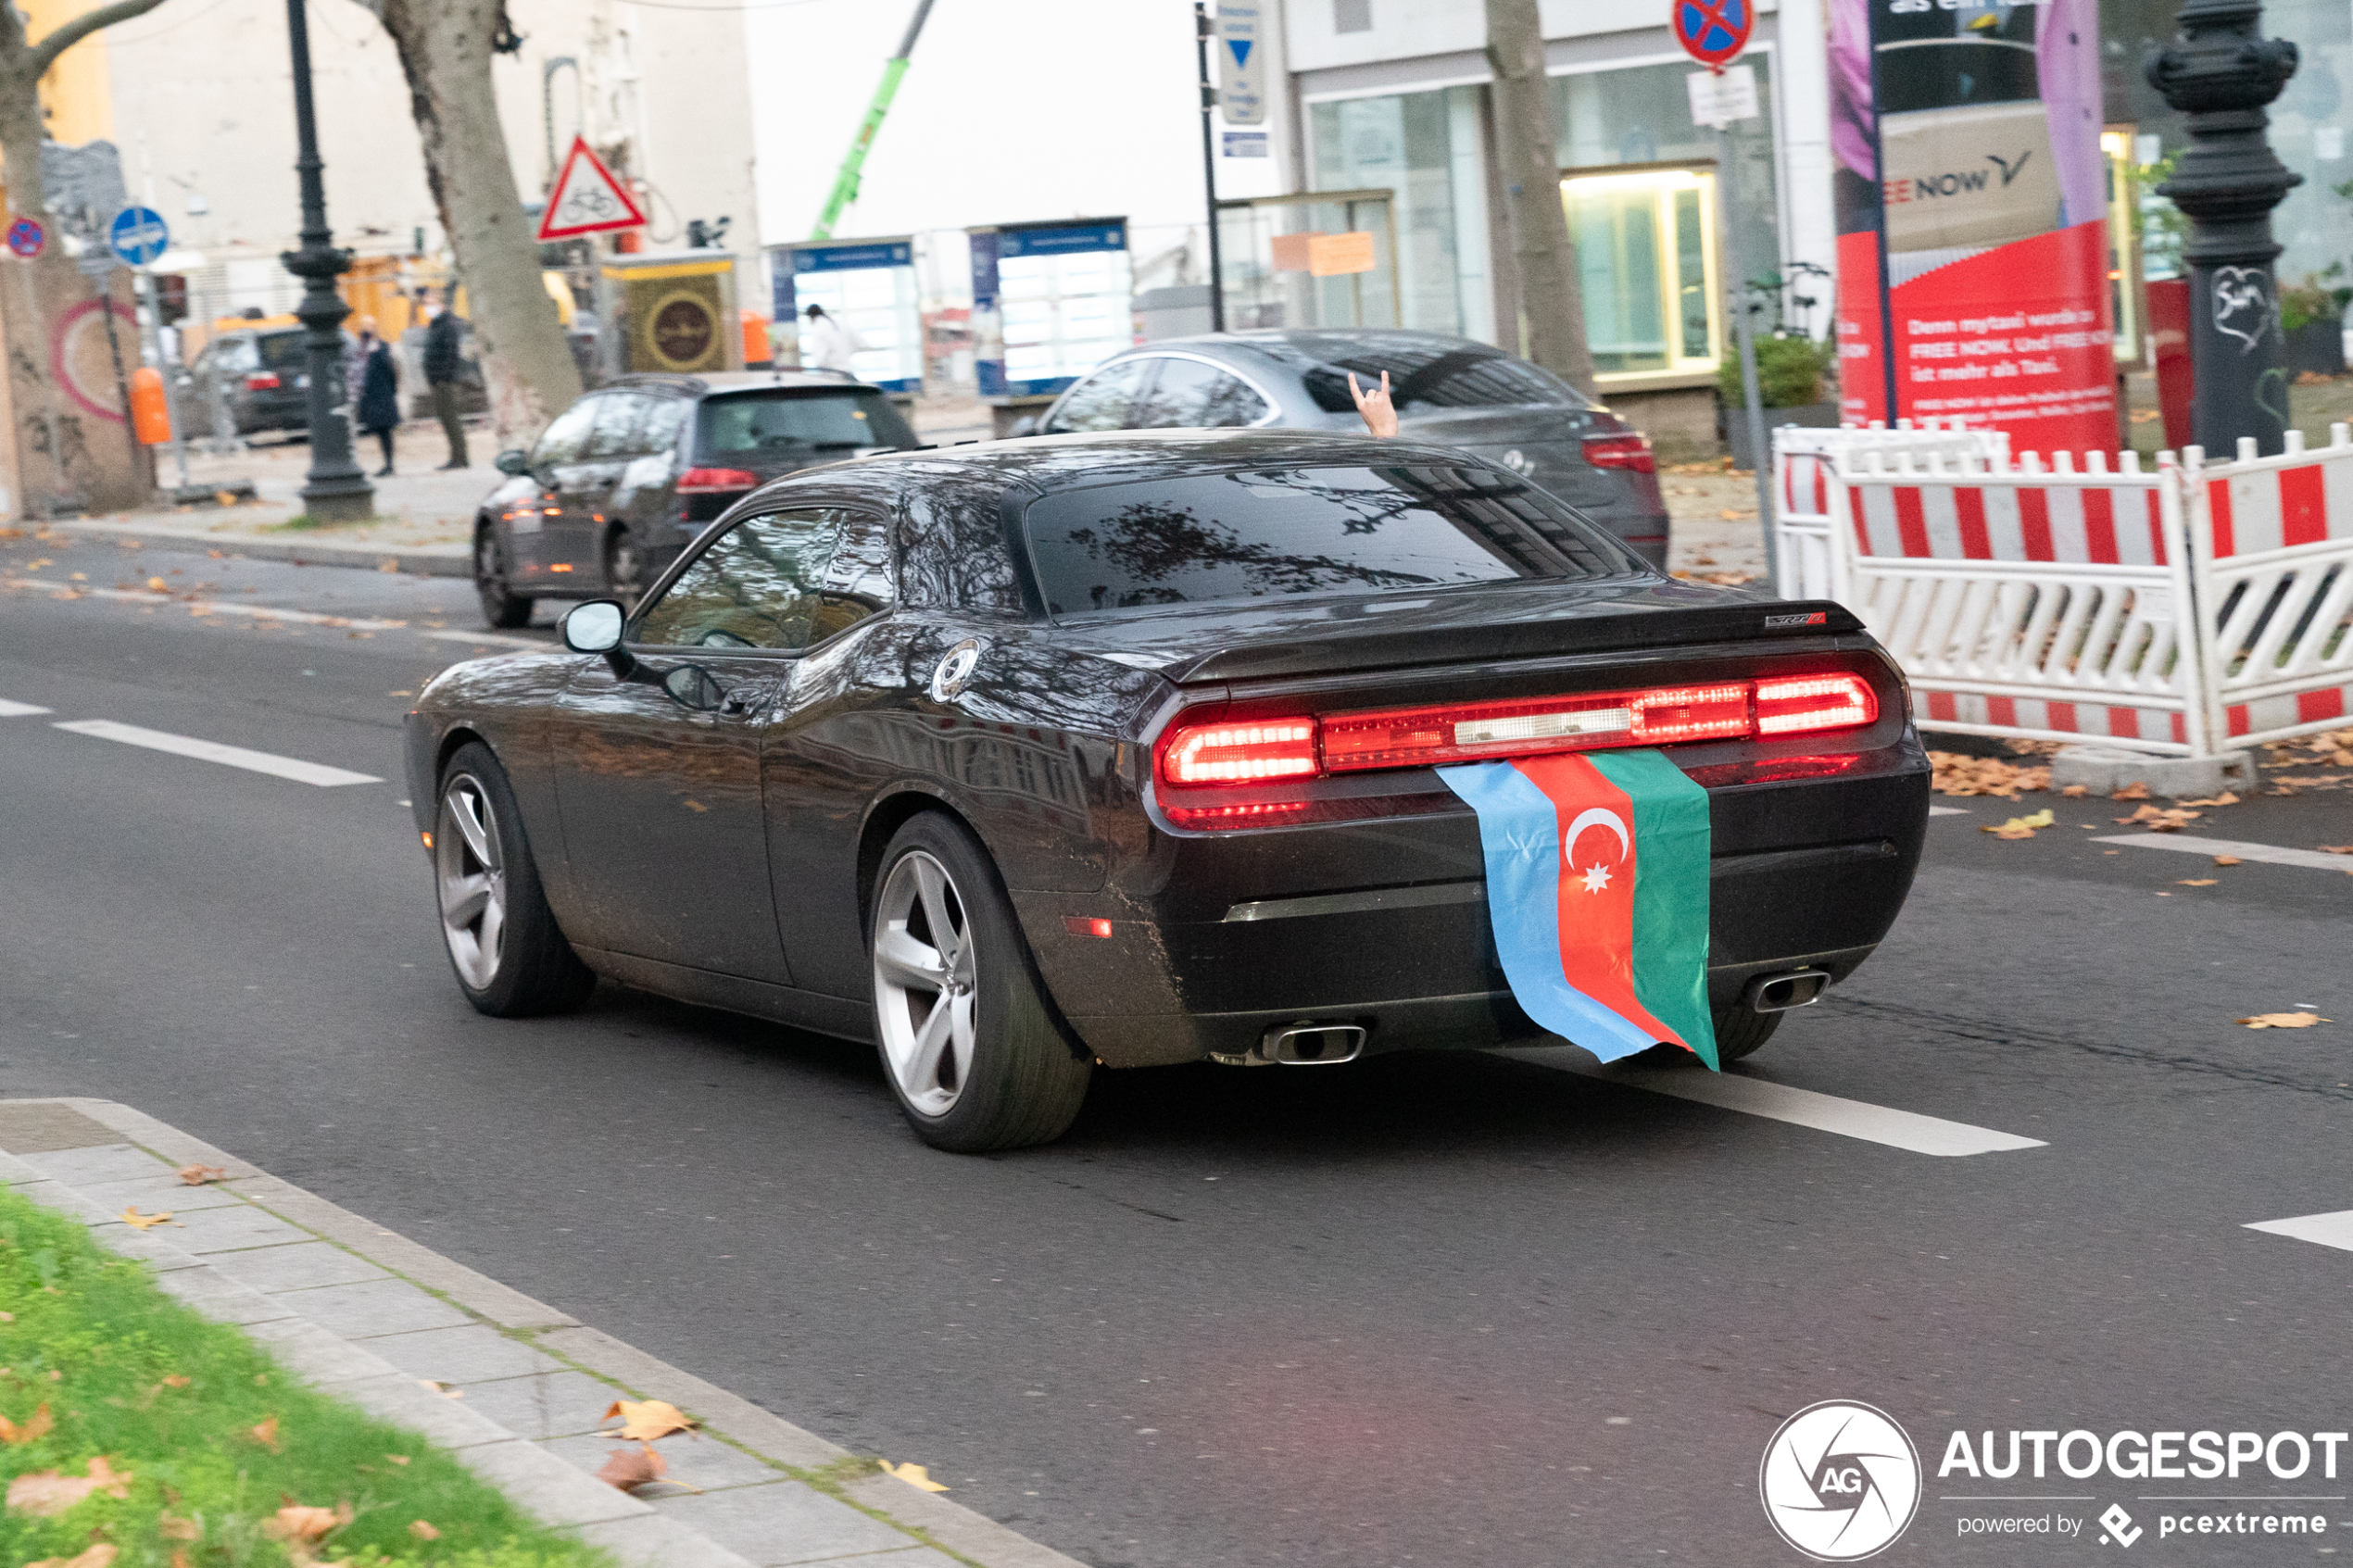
(1440, 750, 1718, 1070)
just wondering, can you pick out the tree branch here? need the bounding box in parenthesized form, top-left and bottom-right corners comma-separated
(27, 0, 170, 79)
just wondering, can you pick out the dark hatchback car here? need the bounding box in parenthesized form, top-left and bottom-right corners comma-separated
(1026, 329, 1673, 566)
(190, 328, 309, 437)
(407, 431, 1927, 1153)
(471, 370, 919, 627)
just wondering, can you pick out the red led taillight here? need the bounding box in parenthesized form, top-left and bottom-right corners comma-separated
(676, 466, 760, 494)
(1159, 719, 1318, 785)
(1755, 673, 1877, 735)
(245, 371, 282, 391)
(1151, 671, 1881, 828)
(1321, 684, 1749, 771)
(1581, 432, 1656, 474)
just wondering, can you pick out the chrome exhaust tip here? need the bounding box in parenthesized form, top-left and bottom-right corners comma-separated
(1259, 1022, 1367, 1065)
(1742, 968, 1831, 1013)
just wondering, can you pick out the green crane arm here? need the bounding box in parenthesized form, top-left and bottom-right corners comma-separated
(810, 0, 937, 241)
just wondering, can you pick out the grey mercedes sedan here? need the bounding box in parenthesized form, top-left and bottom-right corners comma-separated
(1025, 329, 1672, 567)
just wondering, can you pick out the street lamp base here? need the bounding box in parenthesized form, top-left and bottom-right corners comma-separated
(299, 480, 376, 523)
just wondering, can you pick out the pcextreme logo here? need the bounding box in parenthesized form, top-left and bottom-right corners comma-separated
(1760, 1400, 1924, 1561)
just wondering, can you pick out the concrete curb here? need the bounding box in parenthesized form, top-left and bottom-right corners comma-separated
(39, 514, 472, 578)
(0, 1097, 1087, 1568)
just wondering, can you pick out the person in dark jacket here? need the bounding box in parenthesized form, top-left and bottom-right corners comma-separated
(353, 317, 400, 476)
(422, 291, 469, 470)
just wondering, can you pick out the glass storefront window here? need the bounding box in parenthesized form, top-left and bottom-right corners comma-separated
(1307, 84, 1494, 341)
(1563, 169, 1722, 378)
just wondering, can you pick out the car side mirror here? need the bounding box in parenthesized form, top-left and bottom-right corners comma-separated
(495, 449, 530, 476)
(661, 664, 726, 712)
(561, 599, 635, 677)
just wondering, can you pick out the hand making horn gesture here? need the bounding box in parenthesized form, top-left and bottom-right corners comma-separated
(1348, 370, 1398, 438)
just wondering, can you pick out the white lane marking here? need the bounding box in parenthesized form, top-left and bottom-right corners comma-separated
(0, 577, 404, 632)
(0, 699, 52, 717)
(52, 720, 381, 786)
(2246, 1210, 2353, 1253)
(419, 629, 551, 651)
(1929, 806, 1969, 816)
(2095, 833, 2353, 872)
(1519, 1048, 2047, 1157)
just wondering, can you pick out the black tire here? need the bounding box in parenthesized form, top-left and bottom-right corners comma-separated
(1712, 1004, 1782, 1064)
(434, 742, 596, 1017)
(603, 526, 650, 607)
(868, 812, 1091, 1152)
(474, 524, 533, 629)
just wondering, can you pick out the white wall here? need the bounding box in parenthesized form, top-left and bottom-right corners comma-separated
(745, 0, 1292, 296)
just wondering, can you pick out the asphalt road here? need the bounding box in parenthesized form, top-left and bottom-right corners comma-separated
(6, 526, 2353, 1567)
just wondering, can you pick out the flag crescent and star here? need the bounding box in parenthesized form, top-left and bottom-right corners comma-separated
(1441, 750, 1718, 1070)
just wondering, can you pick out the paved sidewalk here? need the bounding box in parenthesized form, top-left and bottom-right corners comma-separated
(0, 1097, 1084, 1568)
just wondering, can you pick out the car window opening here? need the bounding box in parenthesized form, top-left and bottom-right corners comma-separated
(697, 389, 916, 458)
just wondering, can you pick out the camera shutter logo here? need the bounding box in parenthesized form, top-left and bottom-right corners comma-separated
(1758, 1400, 1921, 1561)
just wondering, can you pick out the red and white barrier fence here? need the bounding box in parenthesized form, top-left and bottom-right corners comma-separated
(2187, 427, 2353, 749)
(1773, 421, 2353, 759)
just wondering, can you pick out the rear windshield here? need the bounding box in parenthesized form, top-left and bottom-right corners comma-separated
(696, 389, 916, 458)
(1261, 337, 1586, 415)
(258, 332, 307, 370)
(1023, 465, 1626, 619)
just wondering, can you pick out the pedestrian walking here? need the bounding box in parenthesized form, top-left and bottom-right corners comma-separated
(353, 317, 400, 477)
(801, 303, 863, 373)
(423, 291, 470, 470)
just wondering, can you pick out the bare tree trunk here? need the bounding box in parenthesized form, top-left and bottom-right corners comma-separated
(1485, 0, 1595, 395)
(0, 0, 169, 515)
(365, 0, 579, 446)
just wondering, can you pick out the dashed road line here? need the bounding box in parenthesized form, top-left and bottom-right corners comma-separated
(1, 576, 405, 631)
(0, 698, 52, 717)
(2246, 1210, 2353, 1254)
(52, 720, 381, 787)
(2096, 834, 2353, 873)
(1524, 1048, 2048, 1157)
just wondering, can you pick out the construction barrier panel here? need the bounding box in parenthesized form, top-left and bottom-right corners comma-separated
(1776, 422, 2353, 759)
(2187, 428, 2353, 749)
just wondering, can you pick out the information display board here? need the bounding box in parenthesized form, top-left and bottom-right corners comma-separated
(970, 220, 1132, 399)
(1831, 0, 2114, 454)
(769, 238, 922, 393)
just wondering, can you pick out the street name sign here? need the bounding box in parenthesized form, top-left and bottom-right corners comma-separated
(1216, 3, 1265, 125)
(108, 205, 169, 266)
(537, 135, 648, 242)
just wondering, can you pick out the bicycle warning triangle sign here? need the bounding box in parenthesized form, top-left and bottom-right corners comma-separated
(536, 135, 647, 241)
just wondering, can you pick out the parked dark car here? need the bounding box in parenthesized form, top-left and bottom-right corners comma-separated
(1025, 329, 1674, 566)
(408, 429, 1928, 1153)
(470, 370, 919, 628)
(189, 327, 310, 437)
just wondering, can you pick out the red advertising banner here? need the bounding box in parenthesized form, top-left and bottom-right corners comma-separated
(1831, 0, 2115, 456)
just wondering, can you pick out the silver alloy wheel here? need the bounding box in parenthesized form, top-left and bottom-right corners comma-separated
(436, 775, 507, 990)
(872, 849, 976, 1117)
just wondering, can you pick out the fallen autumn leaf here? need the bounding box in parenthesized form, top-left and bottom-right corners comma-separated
(409, 1521, 441, 1540)
(600, 1399, 696, 1441)
(263, 1501, 352, 1541)
(2176, 879, 2218, 886)
(595, 1444, 668, 1492)
(0, 1402, 53, 1444)
(2214, 856, 2242, 866)
(175, 1163, 227, 1185)
(119, 1206, 180, 1230)
(6, 1456, 133, 1515)
(881, 1460, 951, 1492)
(25, 1545, 118, 1568)
(2237, 1012, 2332, 1029)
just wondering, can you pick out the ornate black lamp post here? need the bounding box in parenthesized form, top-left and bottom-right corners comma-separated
(282, 0, 372, 521)
(2146, 0, 2301, 457)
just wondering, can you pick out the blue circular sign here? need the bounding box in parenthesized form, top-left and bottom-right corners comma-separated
(107, 205, 170, 266)
(1673, 0, 1750, 68)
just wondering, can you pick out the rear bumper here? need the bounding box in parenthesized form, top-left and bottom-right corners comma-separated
(1016, 734, 1929, 1068)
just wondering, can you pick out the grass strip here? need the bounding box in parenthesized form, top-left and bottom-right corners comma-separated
(0, 1182, 612, 1567)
